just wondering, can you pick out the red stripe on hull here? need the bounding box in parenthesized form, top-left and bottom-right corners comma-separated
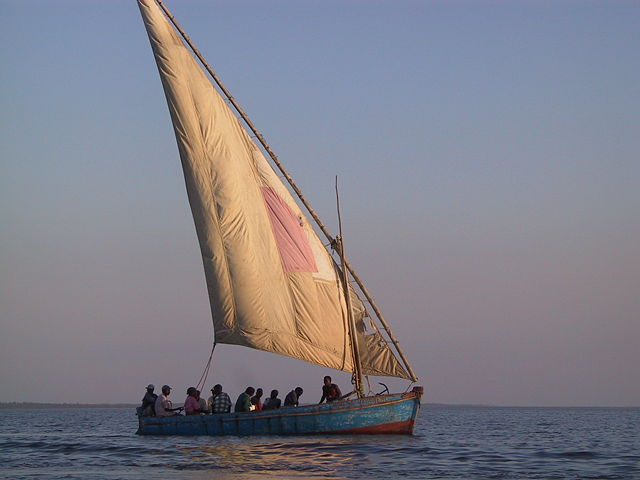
(326, 419, 415, 435)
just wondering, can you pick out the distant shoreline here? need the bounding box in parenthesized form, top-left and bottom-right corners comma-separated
(0, 402, 138, 409)
(0, 402, 636, 410)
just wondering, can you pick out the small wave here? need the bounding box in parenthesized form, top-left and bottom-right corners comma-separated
(1, 438, 162, 458)
(537, 450, 598, 458)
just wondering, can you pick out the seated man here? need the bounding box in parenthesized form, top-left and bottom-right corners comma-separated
(234, 387, 255, 413)
(284, 387, 303, 407)
(319, 376, 342, 403)
(262, 390, 281, 410)
(155, 385, 181, 417)
(196, 390, 209, 414)
(140, 384, 157, 416)
(251, 388, 264, 411)
(184, 387, 203, 415)
(208, 384, 232, 414)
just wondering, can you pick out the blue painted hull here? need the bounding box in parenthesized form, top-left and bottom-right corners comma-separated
(137, 390, 422, 436)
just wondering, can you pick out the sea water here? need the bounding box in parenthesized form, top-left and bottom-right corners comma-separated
(1, 406, 638, 479)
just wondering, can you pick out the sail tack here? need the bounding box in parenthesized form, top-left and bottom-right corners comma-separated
(138, 0, 410, 380)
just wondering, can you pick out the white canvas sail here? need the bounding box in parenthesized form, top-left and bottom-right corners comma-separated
(138, 0, 410, 380)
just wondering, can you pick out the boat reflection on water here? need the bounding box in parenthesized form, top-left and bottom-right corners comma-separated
(189, 441, 355, 476)
(171, 436, 418, 479)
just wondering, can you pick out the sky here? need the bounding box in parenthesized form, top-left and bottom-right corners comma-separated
(1, 0, 639, 407)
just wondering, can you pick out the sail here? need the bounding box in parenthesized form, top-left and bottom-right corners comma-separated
(138, 0, 410, 380)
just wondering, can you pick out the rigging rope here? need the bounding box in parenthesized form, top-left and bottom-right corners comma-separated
(364, 375, 372, 395)
(195, 342, 216, 392)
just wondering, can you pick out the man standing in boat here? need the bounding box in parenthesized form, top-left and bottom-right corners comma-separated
(319, 376, 342, 403)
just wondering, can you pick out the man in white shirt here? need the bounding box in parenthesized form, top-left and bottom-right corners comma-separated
(155, 385, 181, 417)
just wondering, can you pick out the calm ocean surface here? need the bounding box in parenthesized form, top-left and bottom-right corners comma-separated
(1, 406, 638, 480)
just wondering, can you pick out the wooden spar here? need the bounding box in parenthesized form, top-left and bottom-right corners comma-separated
(153, 0, 418, 383)
(335, 177, 364, 397)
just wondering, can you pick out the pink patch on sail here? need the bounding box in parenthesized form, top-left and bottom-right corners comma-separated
(261, 187, 318, 273)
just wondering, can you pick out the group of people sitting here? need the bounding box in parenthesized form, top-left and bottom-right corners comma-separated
(139, 376, 342, 417)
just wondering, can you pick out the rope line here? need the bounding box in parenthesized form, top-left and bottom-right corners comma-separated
(195, 342, 216, 392)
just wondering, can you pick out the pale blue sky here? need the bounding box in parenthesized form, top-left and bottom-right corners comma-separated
(1, 0, 639, 406)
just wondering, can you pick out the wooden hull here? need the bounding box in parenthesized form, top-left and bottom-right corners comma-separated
(137, 390, 422, 436)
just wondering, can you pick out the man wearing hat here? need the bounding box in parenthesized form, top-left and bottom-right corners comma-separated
(140, 384, 157, 417)
(154, 385, 181, 417)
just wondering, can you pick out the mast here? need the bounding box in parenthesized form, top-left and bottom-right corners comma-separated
(152, 0, 417, 382)
(335, 177, 364, 397)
